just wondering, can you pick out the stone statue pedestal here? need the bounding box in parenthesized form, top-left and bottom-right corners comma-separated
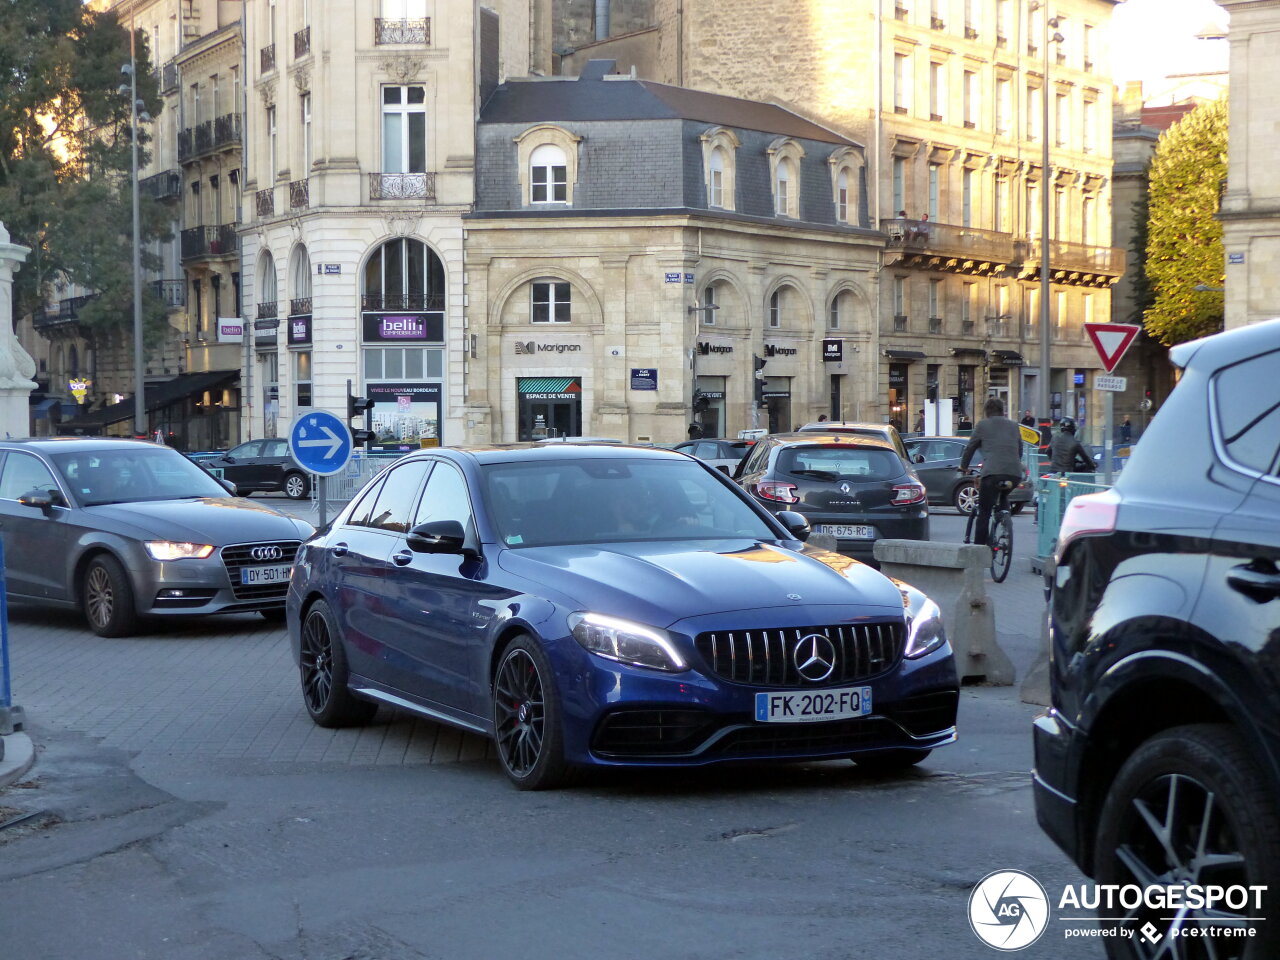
(0, 224, 35, 438)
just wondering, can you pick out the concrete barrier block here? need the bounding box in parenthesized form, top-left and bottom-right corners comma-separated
(873, 539, 1015, 685)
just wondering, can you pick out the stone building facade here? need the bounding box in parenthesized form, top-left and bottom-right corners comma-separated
(557, 0, 1126, 436)
(469, 65, 882, 442)
(1219, 0, 1280, 330)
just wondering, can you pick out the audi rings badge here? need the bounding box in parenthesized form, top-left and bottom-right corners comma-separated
(249, 545, 284, 562)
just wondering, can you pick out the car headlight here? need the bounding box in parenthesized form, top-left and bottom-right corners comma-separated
(903, 596, 947, 659)
(145, 541, 216, 561)
(568, 612, 687, 672)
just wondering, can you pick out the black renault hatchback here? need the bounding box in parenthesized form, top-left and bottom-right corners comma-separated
(1034, 319, 1280, 957)
(734, 433, 928, 561)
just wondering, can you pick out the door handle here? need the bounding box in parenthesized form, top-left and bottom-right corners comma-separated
(1227, 562, 1280, 602)
(392, 551, 413, 566)
(331, 542, 349, 557)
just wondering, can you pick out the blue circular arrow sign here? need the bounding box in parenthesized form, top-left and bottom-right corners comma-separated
(287, 411, 354, 477)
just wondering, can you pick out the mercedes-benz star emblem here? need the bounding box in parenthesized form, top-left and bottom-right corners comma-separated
(793, 633, 837, 682)
(250, 545, 284, 562)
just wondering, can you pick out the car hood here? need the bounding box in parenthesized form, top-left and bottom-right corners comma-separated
(83, 498, 313, 543)
(495, 539, 905, 628)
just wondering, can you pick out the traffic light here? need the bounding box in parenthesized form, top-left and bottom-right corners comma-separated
(692, 390, 710, 413)
(753, 354, 767, 406)
(347, 382, 376, 448)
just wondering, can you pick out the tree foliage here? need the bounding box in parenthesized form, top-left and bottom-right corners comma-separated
(1142, 98, 1228, 346)
(0, 0, 166, 338)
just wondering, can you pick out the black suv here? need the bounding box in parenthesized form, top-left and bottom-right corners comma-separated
(734, 433, 927, 562)
(1034, 320, 1280, 956)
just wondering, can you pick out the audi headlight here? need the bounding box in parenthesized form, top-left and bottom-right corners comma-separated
(568, 612, 687, 672)
(145, 541, 215, 561)
(903, 596, 947, 660)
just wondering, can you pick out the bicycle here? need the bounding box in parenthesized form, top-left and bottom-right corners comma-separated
(960, 469, 1015, 583)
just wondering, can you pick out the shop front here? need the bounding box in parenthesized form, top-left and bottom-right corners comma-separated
(360, 310, 446, 445)
(518, 377, 582, 440)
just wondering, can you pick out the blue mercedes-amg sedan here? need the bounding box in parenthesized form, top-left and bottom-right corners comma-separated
(286, 443, 958, 789)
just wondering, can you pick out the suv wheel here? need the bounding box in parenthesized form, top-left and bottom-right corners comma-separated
(1093, 724, 1280, 956)
(283, 471, 309, 500)
(953, 481, 979, 515)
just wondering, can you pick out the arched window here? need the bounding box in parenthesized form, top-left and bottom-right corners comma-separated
(769, 289, 782, 328)
(530, 143, 568, 203)
(288, 245, 312, 315)
(775, 161, 793, 217)
(836, 169, 850, 223)
(701, 284, 718, 325)
(768, 138, 805, 219)
(363, 237, 445, 311)
(709, 148, 727, 208)
(257, 250, 278, 316)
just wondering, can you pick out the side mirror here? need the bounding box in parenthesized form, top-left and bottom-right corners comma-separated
(406, 519, 468, 555)
(218, 478, 238, 496)
(913, 453, 925, 464)
(775, 510, 811, 541)
(18, 488, 64, 514)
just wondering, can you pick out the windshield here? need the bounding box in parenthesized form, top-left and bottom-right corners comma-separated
(482, 458, 779, 547)
(52, 447, 231, 506)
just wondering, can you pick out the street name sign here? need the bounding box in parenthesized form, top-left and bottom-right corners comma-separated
(288, 411, 354, 477)
(1095, 375, 1127, 392)
(1084, 322, 1141, 374)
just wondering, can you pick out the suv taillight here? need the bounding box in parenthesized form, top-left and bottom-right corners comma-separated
(756, 480, 799, 503)
(892, 481, 926, 505)
(1055, 489, 1120, 561)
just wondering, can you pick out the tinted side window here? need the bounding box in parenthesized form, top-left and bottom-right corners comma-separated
(345, 477, 387, 528)
(230, 440, 263, 458)
(0, 453, 58, 501)
(413, 463, 473, 529)
(740, 441, 771, 475)
(1214, 350, 1280, 475)
(262, 439, 289, 457)
(366, 461, 431, 532)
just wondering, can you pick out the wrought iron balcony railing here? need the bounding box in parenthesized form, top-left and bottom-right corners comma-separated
(928, 316, 943, 334)
(33, 294, 98, 329)
(893, 314, 909, 332)
(180, 223, 239, 260)
(294, 26, 311, 58)
(361, 293, 445, 312)
(375, 18, 430, 44)
(256, 188, 275, 218)
(260, 44, 276, 73)
(139, 169, 182, 201)
(257, 301, 279, 320)
(150, 279, 186, 307)
(289, 297, 312, 316)
(368, 172, 436, 200)
(883, 217, 1018, 267)
(289, 179, 309, 209)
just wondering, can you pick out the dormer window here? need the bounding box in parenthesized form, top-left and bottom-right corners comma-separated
(530, 144, 567, 203)
(699, 127, 740, 212)
(828, 146, 863, 226)
(775, 162, 793, 216)
(767, 138, 805, 219)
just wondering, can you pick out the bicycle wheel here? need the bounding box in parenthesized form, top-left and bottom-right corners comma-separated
(990, 511, 1013, 582)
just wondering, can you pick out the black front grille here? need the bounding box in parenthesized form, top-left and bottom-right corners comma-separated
(592, 709, 720, 757)
(713, 716, 901, 758)
(220, 541, 301, 601)
(695, 621, 904, 687)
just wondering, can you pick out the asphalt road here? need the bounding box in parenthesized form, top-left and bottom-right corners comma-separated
(0, 500, 1105, 960)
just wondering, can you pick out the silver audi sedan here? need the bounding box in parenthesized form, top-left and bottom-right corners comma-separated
(0, 437, 314, 636)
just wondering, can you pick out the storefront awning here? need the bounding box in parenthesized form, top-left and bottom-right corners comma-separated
(885, 350, 927, 361)
(518, 377, 581, 394)
(58, 370, 239, 432)
(951, 347, 988, 359)
(994, 350, 1026, 366)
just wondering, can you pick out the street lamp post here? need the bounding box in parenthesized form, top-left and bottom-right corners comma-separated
(122, 31, 150, 439)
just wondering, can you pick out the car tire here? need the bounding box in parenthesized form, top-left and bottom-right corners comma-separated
(492, 635, 574, 790)
(283, 471, 310, 500)
(1093, 724, 1280, 957)
(854, 749, 931, 772)
(298, 600, 377, 728)
(81, 554, 138, 638)
(953, 481, 979, 516)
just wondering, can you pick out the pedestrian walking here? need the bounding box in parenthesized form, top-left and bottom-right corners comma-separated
(1120, 416, 1133, 444)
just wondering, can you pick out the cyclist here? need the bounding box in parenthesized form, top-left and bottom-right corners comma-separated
(959, 397, 1024, 546)
(1048, 418, 1096, 474)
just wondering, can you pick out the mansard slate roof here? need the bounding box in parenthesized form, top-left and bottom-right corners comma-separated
(481, 60, 857, 147)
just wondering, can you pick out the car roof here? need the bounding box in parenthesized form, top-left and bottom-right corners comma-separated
(0, 437, 167, 454)
(797, 421, 896, 433)
(1170, 316, 1280, 371)
(398, 443, 690, 465)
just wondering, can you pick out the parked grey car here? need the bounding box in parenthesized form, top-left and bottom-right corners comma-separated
(0, 437, 314, 637)
(902, 436, 1033, 515)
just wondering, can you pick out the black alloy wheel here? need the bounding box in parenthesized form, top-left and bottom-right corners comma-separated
(990, 514, 1013, 583)
(299, 600, 376, 728)
(493, 636, 571, 790)
(284, 472, 310, 500)
(82, 554, 138, 638)
(1094, 725, 1280, 959)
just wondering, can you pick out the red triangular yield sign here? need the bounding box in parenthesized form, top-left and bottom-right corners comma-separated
(1084, 322, 1141, 373)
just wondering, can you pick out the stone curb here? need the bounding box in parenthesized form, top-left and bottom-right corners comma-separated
(0, 733, 35, 791)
